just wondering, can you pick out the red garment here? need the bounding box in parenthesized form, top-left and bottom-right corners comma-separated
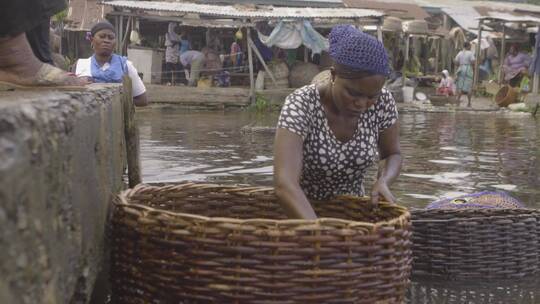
(437, 87, 454, 96)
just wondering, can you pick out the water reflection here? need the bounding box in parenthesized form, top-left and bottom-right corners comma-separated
(407, 275, 540, 304)
(137, 107, 540, 303)
(138, 108, 540, 208)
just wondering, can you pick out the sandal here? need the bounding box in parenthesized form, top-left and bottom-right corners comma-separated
(0, 64, 89, 91)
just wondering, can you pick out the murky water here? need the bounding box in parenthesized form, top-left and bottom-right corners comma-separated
(138, 108, 540, 209)
(137, 107, 540, 303)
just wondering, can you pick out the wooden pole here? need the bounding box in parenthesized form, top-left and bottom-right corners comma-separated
(377, 24, 383, 42)
(115, 16, 120, 53)
(119, 16, 124, 55)
(402, 34, 409, 88)
(498, 25, 506, 85)
(247, 36, 277, 87)
(247, 27, 255, 104)
(121, 16, 132, 55)
(534, 25, 540, 94)
(473, 21, 483, 95)
(434, 38, 440, 74)
(121, 75, 142, 187)
(442, 14, 449, 72)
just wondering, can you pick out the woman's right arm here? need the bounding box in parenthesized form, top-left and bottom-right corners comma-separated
(274, 128, 317, 219)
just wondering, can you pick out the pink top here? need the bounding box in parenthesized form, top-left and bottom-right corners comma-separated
(503, 52, 531, 81)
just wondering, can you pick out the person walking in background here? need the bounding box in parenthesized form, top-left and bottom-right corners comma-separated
(164, 22, 181, 85)
(0, 0, 87, 89)
(454, 42, 475, 107)
(75, 21, 148, 107)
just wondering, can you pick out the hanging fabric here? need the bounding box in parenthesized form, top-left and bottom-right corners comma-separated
(257, 20, 328, 56)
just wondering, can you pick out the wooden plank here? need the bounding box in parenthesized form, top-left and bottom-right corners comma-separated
(146, 85, 250, 105)
(122, 75, 142, 187)
(247, 37, 277, 87)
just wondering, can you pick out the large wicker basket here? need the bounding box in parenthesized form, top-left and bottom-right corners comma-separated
(411, 208, 540, 279)
(110, 183, 412, 303)
(495, 85, 518, 107)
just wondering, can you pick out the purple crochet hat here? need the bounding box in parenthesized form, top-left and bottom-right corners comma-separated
(329, 25, 389, 76)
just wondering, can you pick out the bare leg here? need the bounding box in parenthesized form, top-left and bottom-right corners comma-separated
(467, 93, 472, 107)
(0, 33, 86, 86)
(456, 92, 462, 106)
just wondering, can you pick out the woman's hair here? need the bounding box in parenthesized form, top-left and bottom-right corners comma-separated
(510, 44, 519, 51)
(328, 25, 389, 78)
(91, 21, 115, 37)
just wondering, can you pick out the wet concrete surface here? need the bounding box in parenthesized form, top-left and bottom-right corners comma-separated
(0, 85, 126, 304)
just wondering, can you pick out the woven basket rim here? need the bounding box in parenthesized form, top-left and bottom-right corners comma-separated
(116, 183, 411, 229)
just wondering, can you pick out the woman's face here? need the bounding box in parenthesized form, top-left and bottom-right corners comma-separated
(331, 70, 385, 116)
(92, 29, 116, 56)
(510, 45, 518, 56)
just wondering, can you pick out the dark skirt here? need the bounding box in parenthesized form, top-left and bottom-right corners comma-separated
(0, 0, 66, 36)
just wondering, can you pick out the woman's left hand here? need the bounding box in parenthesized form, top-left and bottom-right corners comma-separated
(371, 178, 396, 205)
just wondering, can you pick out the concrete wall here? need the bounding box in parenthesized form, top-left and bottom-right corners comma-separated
(0, 85, 126, 303)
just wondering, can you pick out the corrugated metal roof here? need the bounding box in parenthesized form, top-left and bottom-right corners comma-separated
(441, 6, 481, 33)
(343, 0, 429, 20)
(484, 12, 540, 24)
(336, 0, 540, 14)
(103, 1, 383, 19)
(193, 0, 343, 8)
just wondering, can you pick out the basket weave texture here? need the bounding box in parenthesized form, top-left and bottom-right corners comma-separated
(111, 183, 412, 304)
(495, 85, 518, 107)
(411, 208, 540, 279)
(429, 94, 455, 107)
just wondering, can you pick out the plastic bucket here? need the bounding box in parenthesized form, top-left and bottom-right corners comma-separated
(402, 86, 414, 103)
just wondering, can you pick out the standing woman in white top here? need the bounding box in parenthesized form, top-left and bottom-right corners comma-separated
(454, 41, 475, 107)
(75, 21, 148, 107)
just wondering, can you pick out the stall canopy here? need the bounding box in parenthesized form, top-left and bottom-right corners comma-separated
(103, 1, 383, 22)
(343, 0, 429, 21)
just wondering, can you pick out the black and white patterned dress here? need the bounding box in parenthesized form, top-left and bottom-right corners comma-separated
(277, 84, 398, 200)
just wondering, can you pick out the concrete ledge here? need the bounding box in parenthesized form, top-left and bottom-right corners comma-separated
(0, 84, 126, 303)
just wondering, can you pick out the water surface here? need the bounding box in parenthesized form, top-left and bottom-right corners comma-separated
(138, 108, 540, 209)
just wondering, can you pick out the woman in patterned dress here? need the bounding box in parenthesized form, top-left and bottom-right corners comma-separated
(274, 25, 402, 219)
